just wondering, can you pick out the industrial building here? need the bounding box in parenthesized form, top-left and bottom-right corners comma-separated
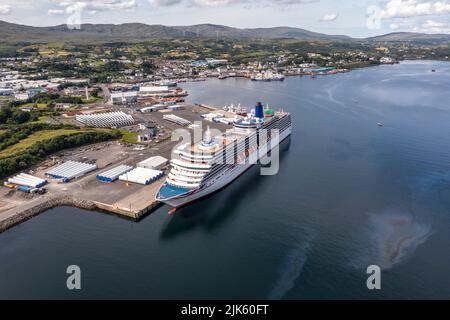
(139, 86, 169, 95)
(46, 161, 97, 182)
(96, 165, 133, 183)
(119, 168, 164, 185)
(110, 91, 138, 105)
(205, 58, 229, 66)
(7, 173, 47, 189)
(137, 156, 168, 170)
(15, 92, 31, 101)
(139, 104, 166, 113)
(76, 111, 134, 128)
(0, 88, 13, 96)
(163, 114, 191, 126)
(166, 105, 183, 111)
(201, 113, 223, 122)
(137, 135, 152, 143)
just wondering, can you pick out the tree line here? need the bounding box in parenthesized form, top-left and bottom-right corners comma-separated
(0, 105, 38, 124)
(0, 124, 76, 152)
(0, 130, 122, 179)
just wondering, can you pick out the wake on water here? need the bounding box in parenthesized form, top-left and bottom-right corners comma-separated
(268, 234, 314, 300)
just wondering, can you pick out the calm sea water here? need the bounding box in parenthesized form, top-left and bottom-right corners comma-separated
(1, 61, 450, 299)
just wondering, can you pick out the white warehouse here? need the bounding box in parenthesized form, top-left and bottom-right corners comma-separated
(76, 111, 134, 128)
(119, 167, 164, 185)
(139, 86, 169, 95)
(137, 156, 168, 170)
(46, 161, 97, 182)
(8, 173, 47, 188)
(97, 165, 133, 183)
(110, 91, 138, 105)
(163, 114, 191, 126)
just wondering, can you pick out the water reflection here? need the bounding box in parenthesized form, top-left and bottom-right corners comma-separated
(160, 139, 291, 241)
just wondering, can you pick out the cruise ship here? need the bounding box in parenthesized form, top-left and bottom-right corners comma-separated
(156, 102, 292, 209)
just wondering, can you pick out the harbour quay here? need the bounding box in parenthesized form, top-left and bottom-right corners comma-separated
(0, 141, 170, 232)
(0, 104, 233, 233)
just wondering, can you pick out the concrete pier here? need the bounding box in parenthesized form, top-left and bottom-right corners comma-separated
(0, 190, 164, 233)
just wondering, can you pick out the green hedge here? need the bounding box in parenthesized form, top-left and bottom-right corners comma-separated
(0, 130, 122, 179)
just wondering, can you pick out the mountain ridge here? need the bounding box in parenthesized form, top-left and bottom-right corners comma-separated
(1, 20, 449, 43)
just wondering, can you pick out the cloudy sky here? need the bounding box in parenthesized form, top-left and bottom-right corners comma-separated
(1, 0, 450, 37)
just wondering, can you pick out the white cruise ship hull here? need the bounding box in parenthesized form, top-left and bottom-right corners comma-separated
(160, 126, 292, 208)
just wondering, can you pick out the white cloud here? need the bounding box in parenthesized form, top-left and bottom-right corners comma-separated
(151, 0, 183, 6)
(367, 1, 450, 32)
(149, 0, 317, 7)
(320, 13, 338, 22)
(48, 9, 65, 15)
(390, 23, 400, 29)
(379, 0, 450, 19)
(0, 4, 12, 15)
(414, 19, 450, 32)
(50, 0, 138, 14)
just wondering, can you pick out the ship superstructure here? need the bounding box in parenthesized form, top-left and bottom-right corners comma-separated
(156, 102, 292, 208)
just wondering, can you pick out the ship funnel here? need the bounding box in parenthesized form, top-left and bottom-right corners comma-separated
(255, 102, 264, 119)
(203, 126, 213, 144)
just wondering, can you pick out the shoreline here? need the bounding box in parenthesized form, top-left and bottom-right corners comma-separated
(0, 194, 162, 233)
(0, 195, 96, 233)
(1, 59, 445, 234)
(0, 105, 222, 234)
(163, 59, 448, 84)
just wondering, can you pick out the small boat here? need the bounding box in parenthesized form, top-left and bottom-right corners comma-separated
(168, 208, 177, 215)
(432, 69, 436, 72)
(377, 123, 384, 127)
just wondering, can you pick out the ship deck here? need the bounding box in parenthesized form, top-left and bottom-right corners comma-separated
(157, 183, 192, 200)
(185, 131, 248, 155)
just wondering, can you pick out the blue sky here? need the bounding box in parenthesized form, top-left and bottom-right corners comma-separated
(1, 0, 450, 37)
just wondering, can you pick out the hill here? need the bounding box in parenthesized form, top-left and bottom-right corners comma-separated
(367, 32, 450, 44)
(1, 20, 450, 44)
(0, 21, 352, 43)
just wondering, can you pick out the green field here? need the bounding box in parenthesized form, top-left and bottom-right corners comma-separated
(82, 97, 104, 104)
(0, 129, 91, 157)
(29, 116, 51, 124)
(119, 129, 138, 144)
(20, 103, 49, 110)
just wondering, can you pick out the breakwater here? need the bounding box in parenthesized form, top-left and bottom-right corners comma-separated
(0, 196, 95, 233)
(0, 195, 160, 233)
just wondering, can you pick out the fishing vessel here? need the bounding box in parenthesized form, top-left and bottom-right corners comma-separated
(156, 102, 292, 208)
